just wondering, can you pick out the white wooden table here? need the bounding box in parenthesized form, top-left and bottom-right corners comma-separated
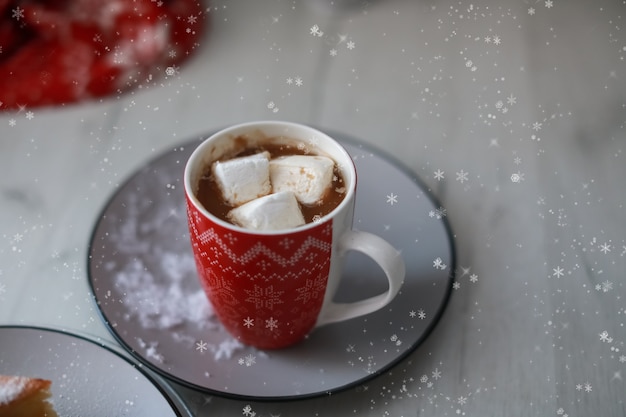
(1, 0, 625, 415)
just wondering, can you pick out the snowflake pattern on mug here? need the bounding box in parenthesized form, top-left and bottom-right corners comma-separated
(187, 200, 334, 348)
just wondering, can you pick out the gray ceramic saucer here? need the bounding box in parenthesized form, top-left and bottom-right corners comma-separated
(87, 131, 455, 400)
(0, 326, 191, 416)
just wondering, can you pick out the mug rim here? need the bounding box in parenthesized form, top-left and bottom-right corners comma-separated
(184, 120, 357, 236)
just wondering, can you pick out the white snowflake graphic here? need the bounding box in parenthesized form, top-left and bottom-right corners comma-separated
(239, 354, 256, 367)
(196, 340, 208, 353)
(433, 169, 445, 181)
(433, 257, 447, 270)
(386, 193, 398, 205)
(552, 266, 565, 278)
(267, 101, 279, 113)
(599, 280, 613, 292)
(310, 24, 323, 37)
(12, 7, 24, 20)
(456, 170, 469, 183)
(390, 334, 402, 346)
(429, 206, 447, 219)
(165, 66, 179, 77)
(243, 317, 254, 328)
(243, 404, 256, 416)
(599, 330, 613, 343)
(507, 94, 517, 106)
(265, 317, 279, 331)
(511, 172, 525, 183)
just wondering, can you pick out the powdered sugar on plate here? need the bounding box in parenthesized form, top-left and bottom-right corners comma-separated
(113, 252, 214, 330)
(106, 188, 218, 331)
(95, 168, 247, 363)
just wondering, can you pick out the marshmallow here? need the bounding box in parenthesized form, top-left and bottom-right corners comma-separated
(212, 152, 271, 206)
(227, 191, 305, 231)
(269, 155, 335, 205)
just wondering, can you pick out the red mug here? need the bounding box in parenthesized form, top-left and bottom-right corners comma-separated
(184, 121, 405, 349)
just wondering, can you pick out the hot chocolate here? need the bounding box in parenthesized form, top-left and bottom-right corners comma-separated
(196, 138, 347, 229)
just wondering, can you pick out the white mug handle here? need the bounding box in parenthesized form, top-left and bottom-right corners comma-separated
(316, 230, 405, 327)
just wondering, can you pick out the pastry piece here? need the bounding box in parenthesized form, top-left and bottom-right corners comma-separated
(0, 375, 58, 417)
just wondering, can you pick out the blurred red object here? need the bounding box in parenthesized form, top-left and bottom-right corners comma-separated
(0, 0, 206, 110)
